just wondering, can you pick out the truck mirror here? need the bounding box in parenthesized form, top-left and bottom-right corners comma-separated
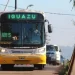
(59, 49, 61, 52)
(48, 24, 52, 33)
(45, 20, 47, 22)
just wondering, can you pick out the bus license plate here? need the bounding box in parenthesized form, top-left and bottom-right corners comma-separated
(18, 56, 25, 60)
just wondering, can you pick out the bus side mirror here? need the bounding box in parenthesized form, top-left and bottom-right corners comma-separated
(48, 24, 52, 33)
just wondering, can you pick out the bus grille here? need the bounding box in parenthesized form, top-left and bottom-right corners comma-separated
(10, 49, 33, 54)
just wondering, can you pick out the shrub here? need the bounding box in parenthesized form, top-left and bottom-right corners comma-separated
(59, 60, 70, 75)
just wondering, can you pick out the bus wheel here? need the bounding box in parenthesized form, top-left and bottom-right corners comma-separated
(34, 64, 44, 70)
(1, 64, 14, 70)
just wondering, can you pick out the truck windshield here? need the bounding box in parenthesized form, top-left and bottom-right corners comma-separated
(54, 46, 58, 51)
(0, 22, 45, 47)
(46, 45, 55, 51)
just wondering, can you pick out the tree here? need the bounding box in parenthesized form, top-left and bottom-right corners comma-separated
(70, 0, 75, 7)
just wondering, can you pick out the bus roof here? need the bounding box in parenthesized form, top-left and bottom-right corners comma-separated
(0, 10, 45, 17)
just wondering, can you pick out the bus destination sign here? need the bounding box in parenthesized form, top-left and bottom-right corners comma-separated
(7, 14, 37, 20)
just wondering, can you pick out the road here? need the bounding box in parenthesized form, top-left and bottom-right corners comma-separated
(0, 64, 60, 75)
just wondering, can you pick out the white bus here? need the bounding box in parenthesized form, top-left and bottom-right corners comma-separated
(0, 10, 52, 70)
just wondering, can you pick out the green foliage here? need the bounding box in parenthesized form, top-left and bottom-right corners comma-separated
(59, 60, 70, 75)
(70, 0, 75, 7)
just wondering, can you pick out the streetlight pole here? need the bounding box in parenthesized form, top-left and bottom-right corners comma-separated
(26, 4, 34, 10)
(15, 0, 17, 10)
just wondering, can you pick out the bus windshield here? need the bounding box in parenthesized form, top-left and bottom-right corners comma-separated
(0, 22, 45, 47)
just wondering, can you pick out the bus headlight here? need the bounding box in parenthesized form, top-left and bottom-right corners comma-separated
(1, 48, 6, 53)
(0, 48, 8, 53)
(32, 48, 45, 54)
(38, 48, 45, 53)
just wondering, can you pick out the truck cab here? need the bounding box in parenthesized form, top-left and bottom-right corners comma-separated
(46, 45, 56, 64)
(46, 45, 61, 65)
(54, 45, 61, 65)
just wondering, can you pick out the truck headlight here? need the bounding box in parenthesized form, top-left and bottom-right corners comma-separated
(51, 54, 56, 58)
(49, 54, 51, 57)
(49, 54, 56, 58)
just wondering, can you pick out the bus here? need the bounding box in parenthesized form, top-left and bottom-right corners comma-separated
(0, 10, 52, 70)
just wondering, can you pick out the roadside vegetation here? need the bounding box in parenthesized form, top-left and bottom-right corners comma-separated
(59, 59, 70, 75)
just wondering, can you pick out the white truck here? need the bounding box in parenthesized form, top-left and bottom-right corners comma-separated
(53, 45, 61, 65)
(46, 45, 61, 65)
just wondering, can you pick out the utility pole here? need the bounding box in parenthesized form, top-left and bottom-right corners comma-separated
(15, 0, 17, 10)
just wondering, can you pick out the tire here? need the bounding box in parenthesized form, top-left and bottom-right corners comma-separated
(1, 64, 14, 70)
(34, 64, 44, 70)
(52, 62, 56, 65)
(57, 63, 60, 65)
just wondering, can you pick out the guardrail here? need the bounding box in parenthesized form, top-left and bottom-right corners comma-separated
(67, 46, 75, 75)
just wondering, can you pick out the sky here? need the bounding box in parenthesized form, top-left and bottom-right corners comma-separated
(0, 0, 75, 59)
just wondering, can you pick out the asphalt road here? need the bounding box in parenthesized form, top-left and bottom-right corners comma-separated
(0, 64, 60, 75)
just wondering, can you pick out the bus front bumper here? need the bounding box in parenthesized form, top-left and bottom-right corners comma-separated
(0, 54, 46, 64)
